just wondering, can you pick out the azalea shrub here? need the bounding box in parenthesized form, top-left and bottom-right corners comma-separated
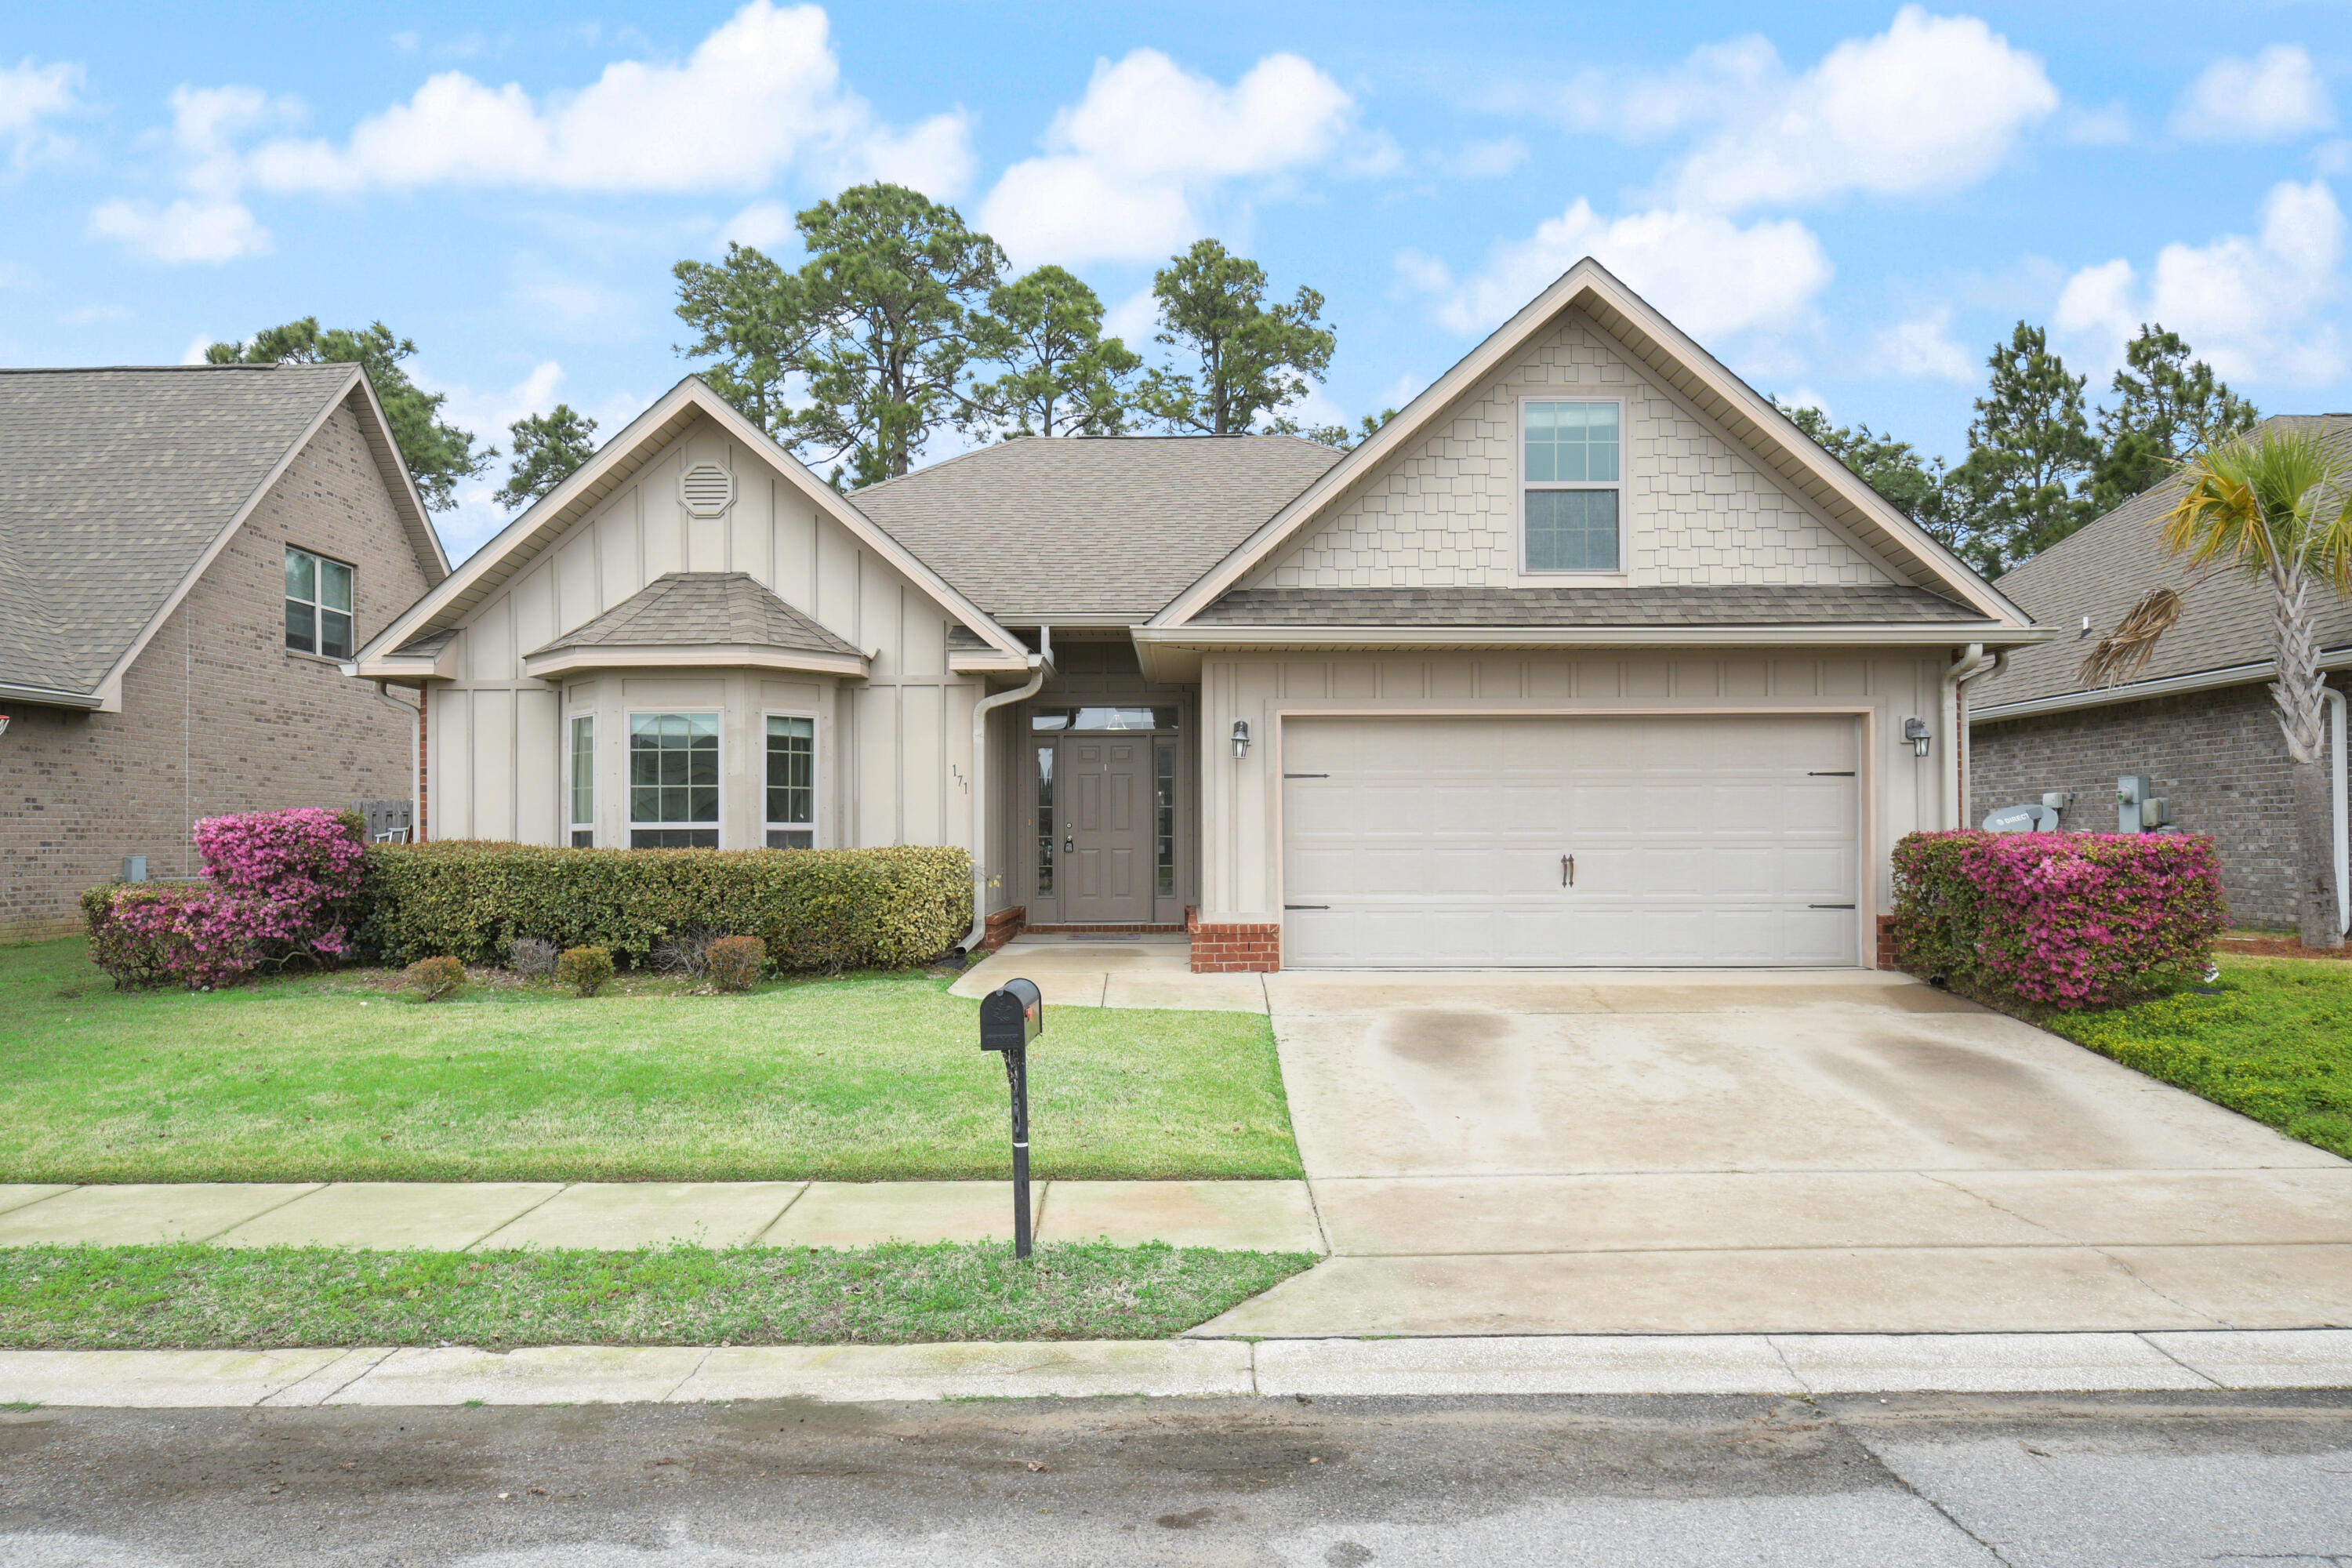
(1890, 830, 2227, 1010)
(82, 808, 368, 990)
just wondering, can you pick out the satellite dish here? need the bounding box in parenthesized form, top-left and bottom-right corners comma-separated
(1981, 804, 2056, 833)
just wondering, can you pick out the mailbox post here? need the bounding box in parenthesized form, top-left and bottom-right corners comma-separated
(978, 978, 1044, 1258)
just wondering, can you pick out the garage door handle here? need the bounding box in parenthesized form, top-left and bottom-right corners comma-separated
(1808, 771, 1856, 777)
(1809, 903, 1857, 909)
(1284, 904, 1330, 911)
(1562, 854, 1574, 888)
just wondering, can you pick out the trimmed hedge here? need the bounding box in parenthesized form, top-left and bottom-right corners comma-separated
(352, 841, 972, 972)
(1890, 829, 2227, 1010)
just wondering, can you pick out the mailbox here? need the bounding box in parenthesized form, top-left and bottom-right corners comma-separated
(980, 978, 1044, 1053)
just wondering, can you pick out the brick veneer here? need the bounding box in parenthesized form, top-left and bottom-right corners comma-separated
(1187, 906, 1281, 973)
(0, 400, 431, 938)
(1971, 679, 2344, 931)
(1876, 913, 1900, 971)
(978, 905, 1025, 953)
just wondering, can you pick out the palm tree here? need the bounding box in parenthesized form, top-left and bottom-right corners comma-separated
(2159, 426, 2352, 949)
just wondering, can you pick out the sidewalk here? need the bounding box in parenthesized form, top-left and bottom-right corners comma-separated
(5, 1330, 2349, 1407)
(0, 1178, 1325, 1253)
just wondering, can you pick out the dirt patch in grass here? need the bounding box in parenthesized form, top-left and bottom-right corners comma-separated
(0, 1241, 1318, 1350)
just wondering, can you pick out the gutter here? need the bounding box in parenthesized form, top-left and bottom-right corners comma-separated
(1971, 647, 2352, 723)
(0, 680, 103, 712)
(1132, 623, 2051, 652)
(962, 627, 1053, 956)
(2332, 688, 2350, 938)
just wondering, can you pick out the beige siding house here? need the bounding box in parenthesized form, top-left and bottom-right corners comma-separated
(351, 260, 2047, 971)
(0, 365, 445, 938)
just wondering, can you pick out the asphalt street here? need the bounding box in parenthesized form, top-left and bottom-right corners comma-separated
(2, 1392, 2349, 1566)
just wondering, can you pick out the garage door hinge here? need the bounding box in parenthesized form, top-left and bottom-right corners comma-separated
(1808, 903, 1857, 909)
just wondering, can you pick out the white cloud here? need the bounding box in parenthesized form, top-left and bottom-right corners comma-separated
(242, 2, 971, 196)
(89, 198, 272, 263)
(1, 56, 84, 169)
(720, 200, 795, 252)
(178, 332, 213, 365)
(2063, 100, 2133, 146)
(1778, 387, 1831, 419)
(1546, 35, 1780, 140)
(1403, 200, 1833, 340)
(2054, 179, 2346, 383)
(423, 360, 656, 563)
(1670, 8, 2057, 210)
(1451, 136, 1528, 180)
(2171, 45, 2335, 143)
(979, 49, 1356, 264)
(1870, 305, 1977, 382)
(1102, 286, 1159, 347)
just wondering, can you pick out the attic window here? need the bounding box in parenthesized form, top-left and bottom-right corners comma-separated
(681, 463, 735, 519)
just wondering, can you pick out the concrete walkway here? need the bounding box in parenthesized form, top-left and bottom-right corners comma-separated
(0, 1178, 1323, 1253)
(1200, 969, 2352, 1338)
(4, 1329, 2348, 1407)
(951, 934, 1266, 1011)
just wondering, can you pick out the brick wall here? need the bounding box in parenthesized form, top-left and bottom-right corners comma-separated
(978, 904, 1025, 953)
(1188, 906, 1281, 973)
(0, 399, 431, 939)
(1969, 678, 2343, 931)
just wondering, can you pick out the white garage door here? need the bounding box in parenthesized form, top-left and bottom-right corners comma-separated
(1281, 715, 1861, 968)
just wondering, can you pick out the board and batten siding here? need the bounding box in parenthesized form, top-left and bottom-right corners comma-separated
(1196, 648, 1953, 948)
(424, 416, 987, 858)
(1249, 307, 1904, 592)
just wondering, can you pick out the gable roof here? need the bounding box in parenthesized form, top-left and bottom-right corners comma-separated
(848, 434, 1339, 624)
(527, 572, 863, 672)
(1150, 257, 2031, 632)
(0, 364, 445, 710)
(1972, 414, 2352, 720)
(351, 376, 1030, 675)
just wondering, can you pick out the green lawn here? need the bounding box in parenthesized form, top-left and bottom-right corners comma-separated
(2048, 955, 2352, 1158)
(0, 939, 1301, 1184)
(0, 1241, 1315, 1349)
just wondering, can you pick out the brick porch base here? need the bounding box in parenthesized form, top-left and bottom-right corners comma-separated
(978, 906, 1025, 953)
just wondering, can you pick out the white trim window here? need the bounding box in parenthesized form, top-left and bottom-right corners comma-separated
(764, 714, 816, 849)
(628, 712, 720, 848)
(1521, 398, 1624, 573)
(285, 546, 355, 657)
(568, 715, 594, 848)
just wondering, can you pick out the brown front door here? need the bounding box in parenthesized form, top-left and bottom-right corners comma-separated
(1059, 737, 1152, 924)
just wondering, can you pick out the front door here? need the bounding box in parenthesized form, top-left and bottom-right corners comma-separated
(1058, 737, 1153, 924)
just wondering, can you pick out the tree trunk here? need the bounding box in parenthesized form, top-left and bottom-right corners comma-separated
(2290, 751, 2343, 949)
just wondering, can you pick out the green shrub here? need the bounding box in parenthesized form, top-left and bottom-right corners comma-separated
(556, 946, 614, 996)
(401, 956, 466, 1001)
(352, 843, 970, 973)
(706, 935, 765, 993)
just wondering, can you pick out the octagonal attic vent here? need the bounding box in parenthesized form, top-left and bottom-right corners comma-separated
(681, 463, 735, 519)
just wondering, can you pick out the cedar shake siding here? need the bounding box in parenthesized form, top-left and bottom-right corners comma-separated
(0, 400, 433, 938)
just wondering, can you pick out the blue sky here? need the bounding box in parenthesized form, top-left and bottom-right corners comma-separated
(5, 2, 2348, 560)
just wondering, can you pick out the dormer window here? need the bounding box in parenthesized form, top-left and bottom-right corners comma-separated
(1522, 399, 1624, 573)
(285, 546, 354, 658)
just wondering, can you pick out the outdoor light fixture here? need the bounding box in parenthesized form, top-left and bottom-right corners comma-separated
(1231, 719, 1250, 760)
(1904, 717, 1931, 758)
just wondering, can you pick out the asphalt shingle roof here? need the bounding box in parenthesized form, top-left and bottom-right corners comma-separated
(1193, 584, 1987, 627)
(530, 572, 862, 659)
(1974, 414, 2352, 713)
(0, 364, 364, 699)
(848, 434, 1340, 622)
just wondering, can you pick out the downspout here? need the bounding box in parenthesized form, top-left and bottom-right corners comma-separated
(1940, 643, 2009, 829)
(963, 628, 1053, 956)
(2328, 686, 2349, 937)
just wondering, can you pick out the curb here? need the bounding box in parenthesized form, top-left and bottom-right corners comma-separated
(4, 1330, 2349, 1408)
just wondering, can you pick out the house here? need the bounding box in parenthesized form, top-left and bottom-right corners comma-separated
(0, 364, 448, 939)
(348, 260, 2045, 972)
(1969, 413, 2352, 934)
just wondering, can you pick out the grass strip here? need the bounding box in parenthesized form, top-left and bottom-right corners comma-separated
(0, 938, 1301, 1184)
(0, 1242, 1318, 1351)
(2044, 956, 2352, 1158)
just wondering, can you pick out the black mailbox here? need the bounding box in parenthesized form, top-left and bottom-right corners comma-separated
(979, 978, 1043, 1053)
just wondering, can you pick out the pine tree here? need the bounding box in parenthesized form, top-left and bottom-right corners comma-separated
(2089, 325, 2259, 512)
(1950, 322, 2101, 573)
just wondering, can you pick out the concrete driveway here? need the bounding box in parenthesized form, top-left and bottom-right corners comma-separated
(1197, 970, 2352, 1338)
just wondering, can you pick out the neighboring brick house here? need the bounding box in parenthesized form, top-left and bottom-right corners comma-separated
(0, 365, 447, 939)
(1969, 414, 2352, 934)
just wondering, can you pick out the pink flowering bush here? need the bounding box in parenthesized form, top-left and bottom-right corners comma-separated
(1890, 830, 2227, 1010)
(82, 808, 368, 989)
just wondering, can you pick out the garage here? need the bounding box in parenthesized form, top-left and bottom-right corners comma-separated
(1279, 714, 1863, 969)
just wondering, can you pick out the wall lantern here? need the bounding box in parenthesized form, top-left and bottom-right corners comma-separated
(1903, 717, 1931, 758)
(1231, 719, 1251, 760)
